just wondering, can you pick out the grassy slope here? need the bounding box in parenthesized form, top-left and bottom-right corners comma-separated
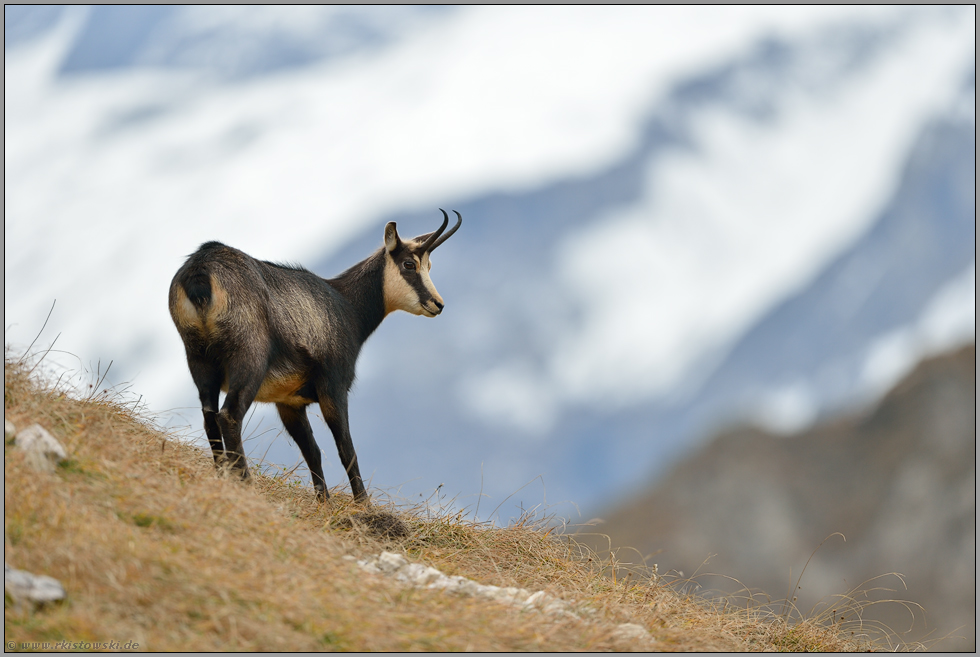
(4, 356, 871, 652)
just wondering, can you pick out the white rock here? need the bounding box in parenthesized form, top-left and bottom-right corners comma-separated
(15, 424, 68, 472)
(523, 590, 575, 616)
(487, 586, 531, 605)
(396, 563, 444, 586)
(452, 577, 483, 596)
(471, 582, 500, 598)
(4, 563, 66, 608)
(357, 559, 382, 575)
(524, 590, 558, 608)
(354, 551, 581, 619)
(427, 574, 462, 591)
(4, 418, 16, 441)
(613, 622, 653, 643)
(376, 551, 408, 573)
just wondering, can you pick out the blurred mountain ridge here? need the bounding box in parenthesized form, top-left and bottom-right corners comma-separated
(591, 342, 976, 651)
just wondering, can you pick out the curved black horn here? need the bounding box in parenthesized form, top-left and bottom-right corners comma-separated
(428, 210, 462, 252)
(418, 209, 450, 253)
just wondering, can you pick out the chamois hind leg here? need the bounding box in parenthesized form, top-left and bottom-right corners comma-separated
(215, 353, 267, 480)
(320, 393, 367, 502)
(276, 403, 328, 502)
(185, 351, 225, 466)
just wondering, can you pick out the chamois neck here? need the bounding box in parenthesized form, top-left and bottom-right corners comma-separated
(327, 248, 388, 343)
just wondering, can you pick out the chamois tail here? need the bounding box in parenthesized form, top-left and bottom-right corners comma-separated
(181, 270, 213, 310)
(169, 242, 231, 332)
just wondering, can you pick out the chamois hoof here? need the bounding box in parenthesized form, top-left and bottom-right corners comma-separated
(214, 454, 250, 481)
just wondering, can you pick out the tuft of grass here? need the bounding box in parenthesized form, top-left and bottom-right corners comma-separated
(4, 350, 901, 652)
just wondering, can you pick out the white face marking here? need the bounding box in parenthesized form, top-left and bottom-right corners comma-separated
(383, 253, 421, 315)
(382, 249, 443, 317)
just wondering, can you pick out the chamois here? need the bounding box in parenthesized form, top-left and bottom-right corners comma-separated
(168, 210, 462, 501)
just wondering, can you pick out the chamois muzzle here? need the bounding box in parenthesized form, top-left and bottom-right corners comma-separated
(424, 298, 445, 317)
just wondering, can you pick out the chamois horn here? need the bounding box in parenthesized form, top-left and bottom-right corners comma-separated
(426, 209, 462, 253)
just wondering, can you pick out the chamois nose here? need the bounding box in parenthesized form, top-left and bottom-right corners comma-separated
(432, 299, 444, 312)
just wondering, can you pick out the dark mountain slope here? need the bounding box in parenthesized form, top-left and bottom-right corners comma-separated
(595, 343, 976, 651)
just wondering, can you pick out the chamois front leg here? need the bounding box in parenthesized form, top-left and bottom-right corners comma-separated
(322, 395, 367, 502)
(277, 403, 328, 502)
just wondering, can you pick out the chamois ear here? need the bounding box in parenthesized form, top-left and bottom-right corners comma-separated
(384, 222, 402, 253)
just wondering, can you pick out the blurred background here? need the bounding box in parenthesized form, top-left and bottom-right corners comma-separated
(4, 6, 975, 649)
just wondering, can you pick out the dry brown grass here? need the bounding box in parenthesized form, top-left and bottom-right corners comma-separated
(5, 352, 888, 652)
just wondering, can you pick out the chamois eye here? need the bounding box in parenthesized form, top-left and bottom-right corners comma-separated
(403, 261, 416, 271)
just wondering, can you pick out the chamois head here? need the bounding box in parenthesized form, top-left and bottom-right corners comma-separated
(383, 209, 462, 317)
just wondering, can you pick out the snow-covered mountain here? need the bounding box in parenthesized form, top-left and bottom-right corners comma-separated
(4, 6, 975, 519)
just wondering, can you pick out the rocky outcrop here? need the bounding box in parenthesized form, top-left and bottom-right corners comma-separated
(5, 563, 66, 610)
(13, 423, 68, 473)
(351, 551, 655, 646)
